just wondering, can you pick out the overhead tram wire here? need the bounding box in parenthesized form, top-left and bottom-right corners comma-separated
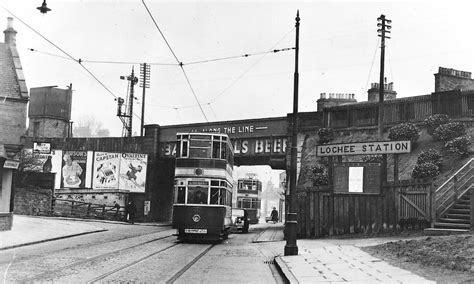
(28, 46, 294, 67)
(142, 0, 208, 121)
(184, 47, 294, 66)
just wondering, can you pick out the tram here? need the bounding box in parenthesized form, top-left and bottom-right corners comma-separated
(236, 178, 262, 224)
(172, 132, 234, 241)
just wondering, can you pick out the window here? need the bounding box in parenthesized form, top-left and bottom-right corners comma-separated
(210, 188, 219, 204)
(212, 141, 221, 159)
(219, 188, 226, 205)
(181, 140, 188, 157)
(176, 186, 185, 203)
(187, 186, 208, 204)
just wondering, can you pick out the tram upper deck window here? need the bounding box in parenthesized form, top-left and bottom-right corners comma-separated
(212, 140, 221, 159)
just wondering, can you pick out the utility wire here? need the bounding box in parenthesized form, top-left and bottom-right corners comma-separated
(184, 47, 294, 66)
(142, 0, 180, 64)
(28, 46, 294, 67)
(80, 60, 176, 66)
(142, 0, 208, 121)
(27, 48, 74, 61)
(179, 66, 208, 121)
(2, 6, 120, 100)
(386, 43, 395, 84)
(364, 40, 379, 93)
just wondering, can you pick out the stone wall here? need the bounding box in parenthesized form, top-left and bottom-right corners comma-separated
(13, 186, 53, 216)
(0, 212, 13, 231)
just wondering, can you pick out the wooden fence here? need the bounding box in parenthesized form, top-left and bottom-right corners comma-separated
(323, 90, 474, 129)
(53, 198, 125, 221)
(296, 180, 433, 238)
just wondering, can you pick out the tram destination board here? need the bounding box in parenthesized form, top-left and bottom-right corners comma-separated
(316, 141, 411, 157)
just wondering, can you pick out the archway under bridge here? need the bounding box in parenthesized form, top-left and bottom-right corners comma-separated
(144, 116, 296, 221)
(154, 116, 290, 170)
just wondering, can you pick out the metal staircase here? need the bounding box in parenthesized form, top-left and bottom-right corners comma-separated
(425, 158, 473, 234)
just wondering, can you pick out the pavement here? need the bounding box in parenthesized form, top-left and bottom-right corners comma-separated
(0, 216, 435, 283)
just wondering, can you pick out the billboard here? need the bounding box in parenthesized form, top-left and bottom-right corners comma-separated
(92, 152, 120, 189)
(61, 151, 87, 188)
(118, 153, 148, 192)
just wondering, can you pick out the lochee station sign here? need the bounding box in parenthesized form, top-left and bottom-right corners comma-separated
(316, 141, 411, 157)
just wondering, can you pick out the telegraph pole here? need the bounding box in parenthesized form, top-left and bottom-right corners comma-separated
(377, 15, 391, 183)
(377, 14, 391, 138)
(284, 10, 300, 256)
(139, 63, 151, 136)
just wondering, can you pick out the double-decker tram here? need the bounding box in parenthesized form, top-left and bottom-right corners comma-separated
(236, 178, 262, 224)
(172, 133, 234, 241)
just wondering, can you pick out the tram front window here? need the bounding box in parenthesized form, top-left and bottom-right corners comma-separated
(188, 187, 208, 204)
(210, 188, 219, 204)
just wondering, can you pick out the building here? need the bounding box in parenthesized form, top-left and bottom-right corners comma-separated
(27, 85, 73, 138)
(0, 17, 29, 230)
(434, 67, 474, 92)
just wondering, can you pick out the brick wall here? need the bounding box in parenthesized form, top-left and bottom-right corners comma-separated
(0, 212, 13, 231)
(28, 117, 69, 138)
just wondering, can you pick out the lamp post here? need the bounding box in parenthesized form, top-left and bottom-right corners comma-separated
(284, 10, 300, 256)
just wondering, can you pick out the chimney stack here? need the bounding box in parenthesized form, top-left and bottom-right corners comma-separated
(4, 17, 17, 46)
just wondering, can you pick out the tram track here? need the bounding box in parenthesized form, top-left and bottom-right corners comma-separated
(16, 232, 175, 283)
(86, 242, 216, 283)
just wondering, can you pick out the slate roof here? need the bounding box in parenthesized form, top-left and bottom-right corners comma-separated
(0, 42, 28, 100)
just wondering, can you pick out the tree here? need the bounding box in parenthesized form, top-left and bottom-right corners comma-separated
(73, 115, 110, 137)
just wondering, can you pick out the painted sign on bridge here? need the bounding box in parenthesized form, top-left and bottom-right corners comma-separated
(316, 141, 411, 156)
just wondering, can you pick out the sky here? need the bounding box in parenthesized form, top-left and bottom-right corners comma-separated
(1, 0, 474, 138)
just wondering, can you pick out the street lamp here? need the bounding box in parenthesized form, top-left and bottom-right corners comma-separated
(284, 10, 300, 256)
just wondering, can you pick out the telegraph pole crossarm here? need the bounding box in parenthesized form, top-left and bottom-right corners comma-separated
(284, 10, 300, 256)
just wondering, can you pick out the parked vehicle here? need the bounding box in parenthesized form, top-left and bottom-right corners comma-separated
(231, 208, 249, 233)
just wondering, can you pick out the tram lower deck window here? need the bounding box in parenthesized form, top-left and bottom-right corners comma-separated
(176, 186, 185, 204)
(188, 187, 208, 204)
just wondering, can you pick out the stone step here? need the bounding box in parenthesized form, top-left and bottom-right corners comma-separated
(450, 208, 470, 214)
(438, 218, 470, 224)
(445, 213, 470, 220)
(433, 222, 470, 229)
(453, 204, 470, 210)
(424, 228, 470, 236)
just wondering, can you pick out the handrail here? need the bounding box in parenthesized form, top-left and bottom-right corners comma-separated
(435, 158, 474, 218)
(435, 158, 474, 193)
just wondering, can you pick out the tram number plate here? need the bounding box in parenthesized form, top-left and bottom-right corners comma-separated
(185, 229, 207, 234)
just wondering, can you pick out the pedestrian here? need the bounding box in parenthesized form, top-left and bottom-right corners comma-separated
(125, 201, 137, 224)
(271, 207, 278, 223)
(113, 201, 121, 220)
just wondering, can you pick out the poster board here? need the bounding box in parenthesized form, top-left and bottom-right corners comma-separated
(118, 153, 148, 192)
(92, 152, 120, 189)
